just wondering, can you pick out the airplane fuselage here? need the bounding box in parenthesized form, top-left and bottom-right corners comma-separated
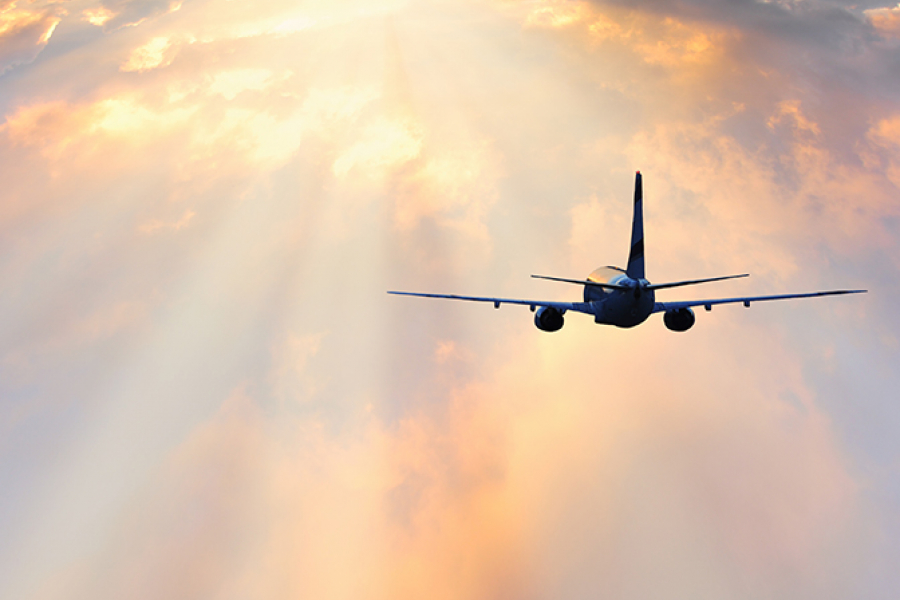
(583, 268, 656, 328)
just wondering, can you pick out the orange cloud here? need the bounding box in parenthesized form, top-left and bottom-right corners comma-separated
(866, 4, 900, 39)
(866, 114, 900, 189)
(31, 318, 869, 600)
(509, 0, 729, 71)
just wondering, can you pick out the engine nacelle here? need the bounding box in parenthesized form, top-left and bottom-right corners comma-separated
(663, 307, 695, 332)
(534, 306, 564, 332)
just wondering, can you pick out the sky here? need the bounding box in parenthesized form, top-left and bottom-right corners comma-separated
(0, 0, 899, 598)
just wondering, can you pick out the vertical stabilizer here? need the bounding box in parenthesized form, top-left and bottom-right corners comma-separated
(626, 172, 645, 279)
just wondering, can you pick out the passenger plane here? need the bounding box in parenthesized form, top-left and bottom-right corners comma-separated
(388, 173, 866, 332)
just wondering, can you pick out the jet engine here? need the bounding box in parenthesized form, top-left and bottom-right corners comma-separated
(663, 307, 695, 332)
(534, 306, 564, 332)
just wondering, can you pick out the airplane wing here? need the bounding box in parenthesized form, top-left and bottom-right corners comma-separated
(653, 289, 866, 313)
(387, 291, 595, 314)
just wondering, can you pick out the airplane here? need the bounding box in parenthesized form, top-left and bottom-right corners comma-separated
(388, 173, 866, 332)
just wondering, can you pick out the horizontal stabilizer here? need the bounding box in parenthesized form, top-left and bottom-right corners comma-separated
(531, 274, 630, 291)
(647, 273, 749, 291)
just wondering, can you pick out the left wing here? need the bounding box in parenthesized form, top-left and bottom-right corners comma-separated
(387, 291, 595, 315)
(653, 289, 866, 313)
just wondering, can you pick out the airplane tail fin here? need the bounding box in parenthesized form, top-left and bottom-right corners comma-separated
(626, 171, 645, 280)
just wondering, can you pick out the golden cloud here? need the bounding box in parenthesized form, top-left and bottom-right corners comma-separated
(521, 0, 593, 28)
(82, 6, 115, 27)
(120, 36, 178, 72)
(507, 0, 728, 70)
(1, 80, 373, 174)
(332, 116, 424, 180)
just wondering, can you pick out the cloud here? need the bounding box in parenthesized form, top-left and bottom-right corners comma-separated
(0, 3, 61, 74)
(2, 97, 197, 163)
(82, 6, 116, 27)
(866, 114, 900, 188)
(620, 105, 897, 275)
(867, 3, 900, 38)
(119, 35, 178, 71)
(97, 0, 183, 31)
(332, 116, 424, 179)
(392, 138, 502, 240)
(27, 377, 524, 600)
(28, 321, 874, 600)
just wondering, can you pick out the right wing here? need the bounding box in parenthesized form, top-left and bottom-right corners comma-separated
(387, 291, 595, 315)
(653, 289, 866, 313)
